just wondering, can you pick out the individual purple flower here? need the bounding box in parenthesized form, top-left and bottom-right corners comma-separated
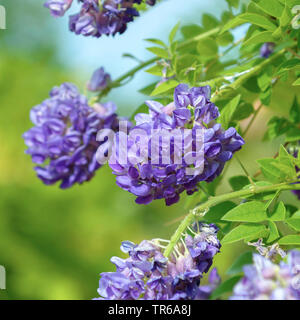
(45, 0, 157, 38)
(185, 223, 221, 274)
(260, 42, 275, 58)
(248, 239, 286, 261)
(87, 67, 111, 92)
(44, 0, 73, 17)
(108, 84, 245, 206)
(23, 83, 122, 189)
(97, 272, 145, 300)
(230, 250, 300, 300)
(95, 222, 221, 300)
(196, 268, 221, 300)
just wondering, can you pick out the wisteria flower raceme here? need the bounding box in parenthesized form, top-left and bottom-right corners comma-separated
(106, 84, 245, 206)
(23, 82, 124, 189)
(230, 250, 300, 300)
(44, 0, 156, 38)
(95, 222, 221, 300)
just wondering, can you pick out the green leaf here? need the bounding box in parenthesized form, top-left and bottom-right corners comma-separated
(264, 188, 281, 211)
(266, 116, 290, 140)
(242, 77, 260, 94)
(197, 38, 218, 57)
(169, 22, 180, 44)
(216, 32, 234, 47)
(181, 25, 204, 39)
(280, 3, 293, 27)
(232, 102, 254, 121)
(251, 0, 285, 18)
(229, 176, 250, 191)
(286, 205, 299, 218)
(238, 13, 277, 31)
(266, 221, 280, 243)
(278, 59, 300, 72)
(260, 87, 272, 106)
(221, 17, 245, 34)
(145, 64, 164, 76)
(150, 80, 179, 96)
(289, 97, 300, 124)
(269, 201, 286, 221)
(202, 201, 236, 222)
(285, 127, 300, 142)
(144, 38, 167, 48)
(257, 158, 283, 183)
(202, 14, 220, 30)
(138, 82, 156, 96)
(284, 0, 300, 8)
(222, 201, 268, 222)
(257, 148, 297, 183)
(226, 0, 240, 8)
(226, 252, 253, 276)
(293, 78, 300, 86)
(272, 26, 283, 39)
(257, 67, 272, 92)
(147, 47, 169, 59)
(219, 95, 241, 129)
(242, 31, 274, 48)
(278, 235, 300, 245)
(291, 210, 300, 218)
(242, 76, 260, 93)
(210, 275, 242, 300)
(245, 228, 270, 242)
(285, 218, 300, 231)
(222, 224, 267, 244)
(278, 145, 297, 178)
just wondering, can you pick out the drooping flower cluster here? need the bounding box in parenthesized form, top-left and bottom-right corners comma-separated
(44, 0, 156, 38)
(108, 84, 245, 205)
(260, 42, 275, 58)
(95, 223, 221, 300)
(230, 250, 300, 300)
(23, 83, 122, 188)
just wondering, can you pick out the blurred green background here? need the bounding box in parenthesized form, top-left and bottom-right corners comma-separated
(0, 0, 299, 300)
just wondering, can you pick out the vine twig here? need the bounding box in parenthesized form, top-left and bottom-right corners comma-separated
(163, 180, 300, 257)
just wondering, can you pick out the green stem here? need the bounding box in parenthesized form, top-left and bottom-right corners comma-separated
(220, 37, 244, 57)
(242, 103, 263, 136)
(211, 50, 285, 103)
(177, 27, 221, 48)
(98, 27, 221, 99)
(112, 57, 158, 87)
(163, 180, 300, 257)
(235, 155, 255, 185)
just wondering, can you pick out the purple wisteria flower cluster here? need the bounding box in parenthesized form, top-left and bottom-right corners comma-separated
(108, 84, 245, 205)
(231, 250, 300, 300)
(95, 223, 221, 300)
(23, 82, 122, 188)
(44, 0, 156, 38)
